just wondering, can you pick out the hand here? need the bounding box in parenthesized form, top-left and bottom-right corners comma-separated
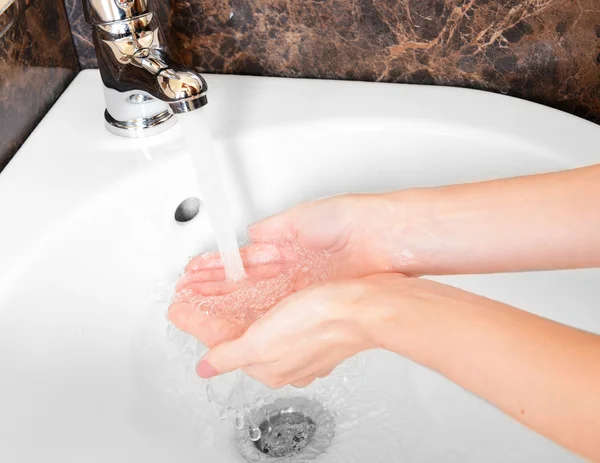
(192, 274, 407, 388)
(169, 194, 402, 348)
(169, 238, 336, 347)
(184, 193, 403, 281)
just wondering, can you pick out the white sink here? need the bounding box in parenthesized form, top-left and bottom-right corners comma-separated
(1, 70, 598, 462)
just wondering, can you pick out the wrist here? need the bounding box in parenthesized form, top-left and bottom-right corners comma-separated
(377, 188, 446, 276)
(365, 275, 496, 368)
(356, 274, 419, 351)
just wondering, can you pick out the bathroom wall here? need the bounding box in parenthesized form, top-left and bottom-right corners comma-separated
(0, 0, 79, 171)
(65, 0, 600, 124)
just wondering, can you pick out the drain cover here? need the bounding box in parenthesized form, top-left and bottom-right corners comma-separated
(238, 397, 335, 461)
(254, 409, 316, 457)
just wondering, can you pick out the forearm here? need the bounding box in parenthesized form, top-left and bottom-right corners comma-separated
(376, 281, 600, 461)
(384, 164, 600, 275)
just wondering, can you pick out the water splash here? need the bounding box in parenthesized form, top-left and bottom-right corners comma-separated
(172, 239, 332, 349)
(138, 279, 411, 462)
(248, 426, 262, 442)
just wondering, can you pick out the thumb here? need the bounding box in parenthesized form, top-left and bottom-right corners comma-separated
(249, 212, 294, 243)
(196, 337, 252, 378)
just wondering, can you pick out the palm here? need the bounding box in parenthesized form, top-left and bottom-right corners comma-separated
(168, 195, 387, 347)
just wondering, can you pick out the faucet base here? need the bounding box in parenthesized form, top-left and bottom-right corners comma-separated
(102, 86, 178, 138)
(104, 109, 177, 138)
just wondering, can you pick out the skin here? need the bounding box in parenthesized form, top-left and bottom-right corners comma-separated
(168, 163, 600, 461)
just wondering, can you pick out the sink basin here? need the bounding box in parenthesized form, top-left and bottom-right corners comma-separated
(1, 69, 598, 462)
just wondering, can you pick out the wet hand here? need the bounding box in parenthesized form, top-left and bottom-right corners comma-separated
(184, 193, 399, 282)
(169, 240, 333, 348)
(192, 274, 406, 388)
(169, 194, 403, 348)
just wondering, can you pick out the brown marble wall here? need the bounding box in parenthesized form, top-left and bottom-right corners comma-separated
(169, 0, 600, 122)
(64, 0, 600, 124)
(0, 0, 79, 171)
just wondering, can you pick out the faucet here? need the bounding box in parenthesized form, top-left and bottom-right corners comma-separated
(83, 0, 208, 137)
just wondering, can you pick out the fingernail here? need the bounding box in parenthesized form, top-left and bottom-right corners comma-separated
(196, 360, 218, 378)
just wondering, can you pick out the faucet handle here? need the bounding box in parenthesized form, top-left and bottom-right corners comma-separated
(83, 0, 149, 24)
(133, 49, 209, 113)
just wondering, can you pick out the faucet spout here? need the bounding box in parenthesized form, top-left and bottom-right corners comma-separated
(83, 0, 208, 137)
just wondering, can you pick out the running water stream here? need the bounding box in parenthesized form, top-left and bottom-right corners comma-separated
(176, 109, 246, 282)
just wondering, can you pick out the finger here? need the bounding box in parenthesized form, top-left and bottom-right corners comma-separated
(281, 356, 346, 386)
(185, 243, 282, 273)
(291, 368, 333, 388)
(241, 352, 336, 389)
(249, 214, 295, 243)
(167, 301, 245, 348)
(242, 364, 289, 390)
(167, 301, 197, 333)
(176, 262, 284, 293)
(291, 377, 316, 388)
(176, 268, 229, 291)
(318, 368, 334, 378)
(197, 336, 254, 379)
(244, 363, 333, 390)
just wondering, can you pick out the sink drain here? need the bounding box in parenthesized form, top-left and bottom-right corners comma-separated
(238, 397, 335, 461)
(254, 409, 316, 457)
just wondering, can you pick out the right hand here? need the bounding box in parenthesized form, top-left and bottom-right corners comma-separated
(169, 193, 407, 347)
(184, 193, 402, 281)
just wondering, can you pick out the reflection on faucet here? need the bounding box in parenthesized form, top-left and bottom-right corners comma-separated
(83, 0, 208, 137)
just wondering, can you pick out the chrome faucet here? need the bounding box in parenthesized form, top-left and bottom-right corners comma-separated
(83, 0, 208, 137)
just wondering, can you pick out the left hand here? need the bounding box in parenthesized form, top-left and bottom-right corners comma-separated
(192, 274, 404, 388)
(169, 240, 332, 348)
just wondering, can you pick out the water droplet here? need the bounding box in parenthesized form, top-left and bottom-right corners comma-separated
(221, 405, 236, 421)
(235, 414, 245, 429)
(253, 396, 264, 408)
(248, 426, 261, 441)
(206, 383, 214, 403)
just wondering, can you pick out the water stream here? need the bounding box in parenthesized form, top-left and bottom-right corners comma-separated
(177, 109, 246, 282)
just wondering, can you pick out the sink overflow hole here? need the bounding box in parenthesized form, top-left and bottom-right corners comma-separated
(174, 197, 202, 223)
